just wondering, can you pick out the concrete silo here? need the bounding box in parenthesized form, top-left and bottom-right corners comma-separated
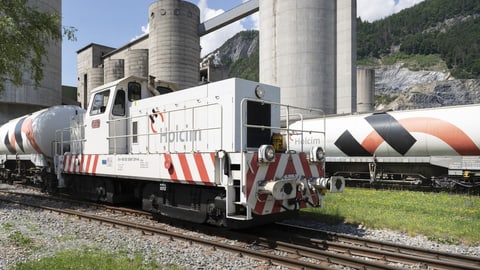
(0, 0, 62, 124)
(148, 0, 200, 90)
(87, 67, 104, 92)
(103, 59, 125, 84)
(356, 67, 375, 113)
(337, 0, 357, 114)
(260, 0, 336, 116)
(125, 49, 149, 78)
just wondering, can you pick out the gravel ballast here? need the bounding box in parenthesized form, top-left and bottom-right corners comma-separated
(1, 184, 479, 269)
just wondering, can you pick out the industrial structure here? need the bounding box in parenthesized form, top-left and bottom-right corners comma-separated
(260, 0, 357, 115)
(356, 67, 375, 113)
(76, 0, 361, 115)
(1, 0, 365, 123)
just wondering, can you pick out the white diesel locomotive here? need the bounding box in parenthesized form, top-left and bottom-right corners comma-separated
(0, 76, 344, 227)
(290, 105, 480, 190)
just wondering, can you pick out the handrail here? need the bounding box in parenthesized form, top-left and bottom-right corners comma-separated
(54, 103, 224, 154)
(239, 98, 326, 153)
(55, 99, 325, 157)
(137, 102, 222, 154)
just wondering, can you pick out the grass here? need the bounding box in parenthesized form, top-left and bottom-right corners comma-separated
(8, 231, 34, 247)
(303, 188, 480, 245)
(2, 222, 14, 230)
(9, 248, 182, 270)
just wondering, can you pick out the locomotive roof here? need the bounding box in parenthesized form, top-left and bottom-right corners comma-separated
(90, 75, 146, 94)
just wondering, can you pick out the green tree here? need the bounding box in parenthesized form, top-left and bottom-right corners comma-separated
(0, 0, 76, 92)
(357, 0, 480, 79)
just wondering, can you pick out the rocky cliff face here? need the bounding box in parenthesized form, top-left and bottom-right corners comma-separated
(374, 64, 480, 110)
(216, 31, 258, 65)
(205, 31, 480, 111)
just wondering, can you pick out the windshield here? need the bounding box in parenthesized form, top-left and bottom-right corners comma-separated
(90, 90, 110, 115)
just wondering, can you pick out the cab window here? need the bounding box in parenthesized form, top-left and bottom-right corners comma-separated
(90, 90, 110, 115)
(112, 90, 125, 116)
(128, 82, 141, 101)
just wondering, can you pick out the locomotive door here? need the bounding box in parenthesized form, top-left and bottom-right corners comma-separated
(109, 89, 127, 154)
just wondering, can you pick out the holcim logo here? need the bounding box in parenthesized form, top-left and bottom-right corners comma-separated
(149, 108, 164, 134)
(149, 108, 202, 144)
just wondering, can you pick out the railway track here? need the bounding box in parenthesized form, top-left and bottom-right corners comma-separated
(1, 189, 479, 269)
(270, 223, 480, 269)
(344, 179, 480, 195)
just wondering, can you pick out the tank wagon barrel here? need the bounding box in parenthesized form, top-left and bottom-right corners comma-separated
(0, 76, 344, 228)
(0, 106, 85, 184)
(289, 105, 480, 190)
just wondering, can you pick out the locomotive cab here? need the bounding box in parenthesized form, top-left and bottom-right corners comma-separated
(81, 76, 176, 155)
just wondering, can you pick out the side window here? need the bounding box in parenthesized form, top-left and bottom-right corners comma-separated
(90, 90, 110, 115)
(112, 90, 126, 116)
(132, 121, 138, 143)
(128, 82, 141, 101)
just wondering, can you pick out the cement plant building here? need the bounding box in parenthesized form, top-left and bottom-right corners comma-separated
(76, 0, 359, 115)
(1, 0, 363, 125)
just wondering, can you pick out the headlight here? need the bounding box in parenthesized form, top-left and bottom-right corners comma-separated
(310, 146, 325, 162)
(259, 145, 276, 162)
(255, 85, 265, 98)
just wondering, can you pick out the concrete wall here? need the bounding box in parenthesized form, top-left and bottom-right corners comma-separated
(336, 0, 357, 114)
(259, 0, 337, 116)
(0, 0, 62, 124)
(356, 67, 375, 113)
(125, 49, 149, 78)
(76, 44, 115, 108)
(148, 0, 200, 90)
(104, 59, 125, 83)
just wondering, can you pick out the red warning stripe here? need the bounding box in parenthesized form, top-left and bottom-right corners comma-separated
(62, 154, 99, 175)
(246, 153, 321, 215)
(91, 155, 99, 174)
(79, 155, 85, 173)
(193, 153, 213, 185)
(178, 153, 195, 184)
(85, 155, 92, 174)
(63, 155, 69, 173)
(299, 153, 313, 178)
(163, 153, 215, 185)
(163, 153, 179, 182)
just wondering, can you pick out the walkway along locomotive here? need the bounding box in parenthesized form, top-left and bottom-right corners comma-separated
(289, 105, 480, 190)
(0, 76, 344, 227)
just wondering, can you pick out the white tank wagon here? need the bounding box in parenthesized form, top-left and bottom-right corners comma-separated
(289, 105, 480, 189)
(0, 106, 85, 184)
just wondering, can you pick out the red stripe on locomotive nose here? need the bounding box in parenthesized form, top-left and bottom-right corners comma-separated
(246, 154, 258, 196)
(299, 153, 312, 178)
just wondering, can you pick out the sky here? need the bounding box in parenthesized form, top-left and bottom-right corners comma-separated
(61, 0, 424, 86)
